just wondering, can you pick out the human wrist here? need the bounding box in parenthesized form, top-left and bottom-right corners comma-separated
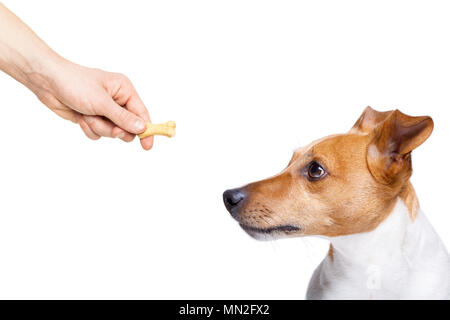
(0, 41, 61, 93)
(19, 49, 66, 95)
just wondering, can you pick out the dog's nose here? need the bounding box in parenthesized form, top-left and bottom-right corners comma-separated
(223, 188, 246, 217)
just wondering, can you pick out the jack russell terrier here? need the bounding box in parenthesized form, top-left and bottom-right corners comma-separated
(223, 107, 449, 299)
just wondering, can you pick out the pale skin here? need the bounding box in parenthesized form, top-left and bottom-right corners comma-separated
(0, 3, 154, 150)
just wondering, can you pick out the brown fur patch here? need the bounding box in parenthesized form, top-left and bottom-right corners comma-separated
(240, 133, 398, 237)
(351, 106, 393, 134)
(233, 107, 432, 239)
(399, 181, 419, 221)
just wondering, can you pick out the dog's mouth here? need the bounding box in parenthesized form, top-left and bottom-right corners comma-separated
(239, 224, 300, 234)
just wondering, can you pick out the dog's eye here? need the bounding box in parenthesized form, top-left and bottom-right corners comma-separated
(307, 161, 326, 181)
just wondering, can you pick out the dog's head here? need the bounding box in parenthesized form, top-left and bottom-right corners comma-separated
(223, 107, 433, 240)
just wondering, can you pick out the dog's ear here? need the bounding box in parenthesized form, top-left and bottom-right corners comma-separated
(351, 106, 394, 134)
(366, 109, 434, 184)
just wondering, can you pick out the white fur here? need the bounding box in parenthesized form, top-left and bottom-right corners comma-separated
(306, 199, 450, 299)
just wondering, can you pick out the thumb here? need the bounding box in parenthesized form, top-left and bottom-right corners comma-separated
(100, 96, 146, 134)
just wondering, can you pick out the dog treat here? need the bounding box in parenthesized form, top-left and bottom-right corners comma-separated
(138, 121, 176, 139)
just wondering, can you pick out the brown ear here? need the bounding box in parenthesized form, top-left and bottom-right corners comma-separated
(351, 106, 394, 134)
(366, 109, 434, 184)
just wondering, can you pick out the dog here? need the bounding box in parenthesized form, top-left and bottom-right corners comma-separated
(223, 107, 450, 299)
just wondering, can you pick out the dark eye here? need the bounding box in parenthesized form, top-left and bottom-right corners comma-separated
(307, 161, 327, 181)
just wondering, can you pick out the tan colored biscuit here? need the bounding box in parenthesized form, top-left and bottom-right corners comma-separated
(138, 121, 176, 138)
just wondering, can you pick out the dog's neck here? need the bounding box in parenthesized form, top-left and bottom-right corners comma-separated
(329, 198, 411, 267)
(311, 194, 449, 299)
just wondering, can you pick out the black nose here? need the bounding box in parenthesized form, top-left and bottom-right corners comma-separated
(223, 188, 246, 218)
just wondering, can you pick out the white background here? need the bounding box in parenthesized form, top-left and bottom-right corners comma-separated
(0, 0, 449, 299)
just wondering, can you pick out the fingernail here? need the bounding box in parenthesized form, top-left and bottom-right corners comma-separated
(135, 119, 146, 132)
(85, 116, 95, 124)
(116, 132, 125, 139)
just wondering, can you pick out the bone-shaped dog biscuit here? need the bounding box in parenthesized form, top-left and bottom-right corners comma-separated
(138, 121, 176, 139)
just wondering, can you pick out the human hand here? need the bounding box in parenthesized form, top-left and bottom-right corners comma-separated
(29, 60, 154, 150)
(0, 3, 153, 150)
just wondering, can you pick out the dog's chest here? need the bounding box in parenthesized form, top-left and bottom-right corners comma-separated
(307, 200, 450, 299)
(319, 251, 412, 299)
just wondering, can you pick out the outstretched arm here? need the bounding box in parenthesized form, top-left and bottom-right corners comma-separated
(0, 3, 154, 149)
